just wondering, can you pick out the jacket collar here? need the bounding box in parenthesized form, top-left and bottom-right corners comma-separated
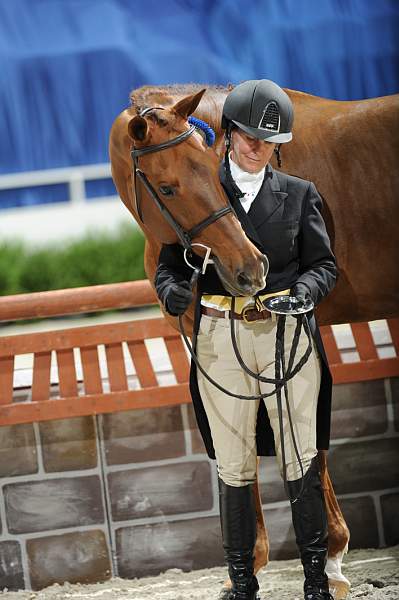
(219, 161, 261, 246)
(219, 162, 288, 244)
(247, 164, 288, 228)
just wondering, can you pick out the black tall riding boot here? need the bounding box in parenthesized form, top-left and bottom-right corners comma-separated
(218, 477, 260, 600)
(287, 457, 333, 600)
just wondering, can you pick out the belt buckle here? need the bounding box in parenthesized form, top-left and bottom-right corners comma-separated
(241, 305, 257, 323)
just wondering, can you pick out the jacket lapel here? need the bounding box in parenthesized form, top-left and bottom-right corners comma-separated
(219, 163, 262, 246)
(247, 165, 288, 228)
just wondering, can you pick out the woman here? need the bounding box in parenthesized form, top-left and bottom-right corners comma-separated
(155, 79, 336, 600)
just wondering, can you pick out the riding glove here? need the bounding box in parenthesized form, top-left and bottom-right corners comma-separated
(163, 280, 193, 315)
(291, 282, 312, 306)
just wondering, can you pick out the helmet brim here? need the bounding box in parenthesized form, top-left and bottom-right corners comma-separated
(232, 120, 292, 143)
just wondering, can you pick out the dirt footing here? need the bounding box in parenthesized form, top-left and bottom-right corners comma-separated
(1, 545, 398, 599)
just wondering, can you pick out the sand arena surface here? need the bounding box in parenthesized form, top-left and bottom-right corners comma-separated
(1, 546, 398, 600)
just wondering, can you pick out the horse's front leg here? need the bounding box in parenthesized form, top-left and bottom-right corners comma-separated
(219, 459, 269, 599)
(319, 450, 351, 600)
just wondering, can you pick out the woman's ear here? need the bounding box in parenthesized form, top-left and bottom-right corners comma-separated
(128, 115, 148, 142)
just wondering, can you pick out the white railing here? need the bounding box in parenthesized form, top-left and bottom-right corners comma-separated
(0, 163, 114, 205)
(0, 164, 134, 245)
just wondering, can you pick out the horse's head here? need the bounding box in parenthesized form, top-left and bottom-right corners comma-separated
(127, 89, 267, 296)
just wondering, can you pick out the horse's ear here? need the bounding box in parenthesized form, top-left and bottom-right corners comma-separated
(128, 115, 148, 142)
(172, 89, 206, 120)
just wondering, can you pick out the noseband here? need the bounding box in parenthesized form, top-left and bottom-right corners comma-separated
(130, 107, 233, 252)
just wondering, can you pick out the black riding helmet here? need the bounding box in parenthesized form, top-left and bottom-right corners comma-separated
(222, 79, 294, 143)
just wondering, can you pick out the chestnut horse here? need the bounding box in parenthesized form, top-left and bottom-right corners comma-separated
(109, 84, 399, 599)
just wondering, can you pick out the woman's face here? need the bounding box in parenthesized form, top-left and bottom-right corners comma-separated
(230, 128, 275, 174)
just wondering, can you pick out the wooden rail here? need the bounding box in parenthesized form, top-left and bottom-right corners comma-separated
(0, 280, 156, 322)
(320, 321, 399, 383)
(0, 281, 398, 426)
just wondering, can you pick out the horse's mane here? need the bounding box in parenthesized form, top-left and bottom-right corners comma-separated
(129, 83, 233, 133)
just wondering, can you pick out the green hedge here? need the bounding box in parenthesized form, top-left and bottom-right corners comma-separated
(0, 224, 146, 296)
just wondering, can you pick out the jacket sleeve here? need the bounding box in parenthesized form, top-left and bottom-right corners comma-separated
(295, 182, 338, 306)
(154, 243, 194, 315)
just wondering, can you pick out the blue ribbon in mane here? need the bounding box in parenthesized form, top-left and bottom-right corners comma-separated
(188, 116, 216, 147)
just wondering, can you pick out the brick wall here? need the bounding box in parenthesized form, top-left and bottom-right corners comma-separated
(0, 377, 398, 591)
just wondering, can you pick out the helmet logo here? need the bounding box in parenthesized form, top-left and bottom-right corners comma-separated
(258, 101, 280, 132)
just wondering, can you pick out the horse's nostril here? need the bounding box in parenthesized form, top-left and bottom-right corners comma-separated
(237, 272, 252, 288)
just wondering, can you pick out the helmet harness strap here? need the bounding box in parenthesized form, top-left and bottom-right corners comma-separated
(274, 143, 282, 168)
(224, 123, 245, 201)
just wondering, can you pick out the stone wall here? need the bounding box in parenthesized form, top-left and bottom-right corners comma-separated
(0, 378, 398, 591)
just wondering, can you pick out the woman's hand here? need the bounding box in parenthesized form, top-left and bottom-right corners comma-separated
(164, 280, 193, 315)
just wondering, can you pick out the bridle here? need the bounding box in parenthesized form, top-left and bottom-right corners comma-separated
(130, 107, 233, 252)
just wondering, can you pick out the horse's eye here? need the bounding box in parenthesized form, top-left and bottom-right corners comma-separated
(159, 185, 174, 197)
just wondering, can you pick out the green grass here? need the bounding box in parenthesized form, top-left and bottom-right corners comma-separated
(0, 224, 146, 296)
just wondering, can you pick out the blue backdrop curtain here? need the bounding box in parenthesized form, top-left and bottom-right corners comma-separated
(0, 0, 398, 207)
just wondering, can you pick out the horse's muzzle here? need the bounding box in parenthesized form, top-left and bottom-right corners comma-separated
(214, 254, 269, 296)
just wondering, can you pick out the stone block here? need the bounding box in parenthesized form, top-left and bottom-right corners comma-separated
(26, 530, 111, 590)
(391, 377, 399, 432)
(39, 417, 97, 472)
(102, 406, 185, 464)
(4, 476, 104, 534)
(327, 438, 399, 495)
(331, 380, 388, 439)
(187, 403, 208, 455)
(259, 456, 286, 504)
(0, 424, 37, 477)
(116, 516, 224, 577)
(0, 541, 24, 591)
(263, 505, 298, 560)
(339, 496, 379, 549)
(381, 492, 399, 546)
(109, 461, 213, 521)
